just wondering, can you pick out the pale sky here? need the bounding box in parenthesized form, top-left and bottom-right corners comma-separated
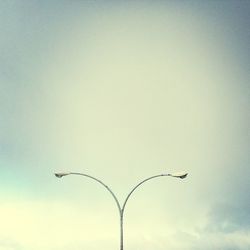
(0, 1, 250, 250)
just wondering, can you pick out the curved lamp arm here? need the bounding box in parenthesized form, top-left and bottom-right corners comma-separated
(55, 172, 122, 215)
(122, 174, 169, 213)
(122, 172, 187, 213)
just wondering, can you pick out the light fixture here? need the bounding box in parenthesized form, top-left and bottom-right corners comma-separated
(54, 172, 71, 178)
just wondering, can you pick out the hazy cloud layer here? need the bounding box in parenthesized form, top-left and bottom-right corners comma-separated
(0, 1, 249, 249)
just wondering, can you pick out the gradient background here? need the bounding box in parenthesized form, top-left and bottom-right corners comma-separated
(0, 1, 249, 249)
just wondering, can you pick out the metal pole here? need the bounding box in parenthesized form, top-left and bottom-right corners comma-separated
(55, 172, 186, 250)
(120, 211, 124, 250)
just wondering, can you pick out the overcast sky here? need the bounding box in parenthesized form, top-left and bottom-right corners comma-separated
(0, 1, 250, 250)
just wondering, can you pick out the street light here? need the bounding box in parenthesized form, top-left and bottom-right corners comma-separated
(54, 172, 71, 178)
(54, 171, 188, 250)
(169, 171, 188, 179)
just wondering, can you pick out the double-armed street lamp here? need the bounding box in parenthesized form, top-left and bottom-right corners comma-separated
(54, 171, 188, 250)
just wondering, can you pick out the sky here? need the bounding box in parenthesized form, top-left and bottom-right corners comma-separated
(0, 1, 249, 249)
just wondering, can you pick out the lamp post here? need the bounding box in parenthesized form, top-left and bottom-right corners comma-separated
(55, 171, 188, 250)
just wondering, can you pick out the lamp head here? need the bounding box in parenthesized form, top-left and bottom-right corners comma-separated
(169, 172, 188, 179)
(54, 172, 71, 178)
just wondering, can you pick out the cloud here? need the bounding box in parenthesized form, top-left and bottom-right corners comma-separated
(206, 201, 250, 233)
(191, 230, 250, 250)
(0, 199, 119, 250)
(0, 239, 22, 250)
